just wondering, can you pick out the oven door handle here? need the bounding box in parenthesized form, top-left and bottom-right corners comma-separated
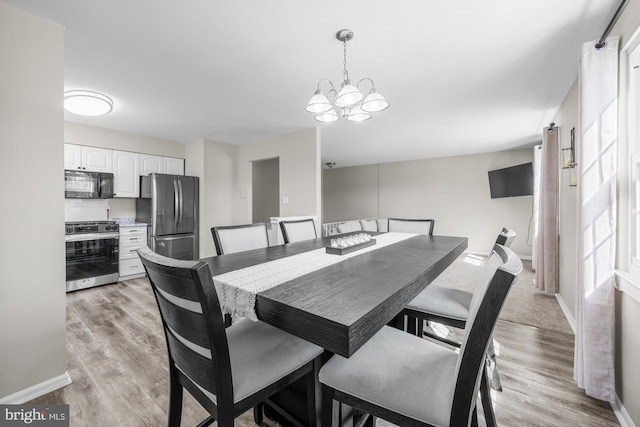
(65, 232, 120, 242)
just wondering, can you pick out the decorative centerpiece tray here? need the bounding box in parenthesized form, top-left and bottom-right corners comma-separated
(326, 238, 376, 255)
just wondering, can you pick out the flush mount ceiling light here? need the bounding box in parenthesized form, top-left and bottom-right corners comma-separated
(306, 29, 389, 123)
(64, 90, 113, 116)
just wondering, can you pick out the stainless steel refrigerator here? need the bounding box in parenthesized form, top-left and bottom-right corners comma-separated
(136, 173, 199, 260)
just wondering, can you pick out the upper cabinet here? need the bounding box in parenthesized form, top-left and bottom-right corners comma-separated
(65, 144, 185, 198)
(140, 153, 184, 176)
(64, 144, 82, 170)
(163, 157, 184, 175)
(113, 150, 140, 198)
(64, 144, 113, 173)
(140, 154, 163, 175)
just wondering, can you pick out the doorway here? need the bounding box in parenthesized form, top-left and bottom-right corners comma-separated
(252, 157, 280, 223)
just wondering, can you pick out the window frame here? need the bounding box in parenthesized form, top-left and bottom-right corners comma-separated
(621, 34, 640, 299)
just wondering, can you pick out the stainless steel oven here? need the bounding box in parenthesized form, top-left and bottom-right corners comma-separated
(65, 221, 119, 292)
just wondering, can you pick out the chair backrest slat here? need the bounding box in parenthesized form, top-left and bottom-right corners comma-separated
(165, 328, 217, 393)
(388, 218, 435, 235)
(280, 219, 317, 244)
(154, 289, 210, 351)
(212, 223, 269, 256)
(450, 244, 522, 426)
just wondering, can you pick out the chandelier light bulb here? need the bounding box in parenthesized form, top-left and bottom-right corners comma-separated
(345, 104, 371, 122)
(306, 90, 333, 113)
(315, 109, 339, 123)
(362, 89, 390, 113)
(335, 80, 363, 107)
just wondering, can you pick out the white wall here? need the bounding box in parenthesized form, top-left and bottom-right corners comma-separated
(323, 149, 535, 257)
(553, 81, 579, 319)
(0, 2, 67, 400)
(185, 138, 238, 258)
(237, 128, 322, 233)
(323, 165, 379, 223)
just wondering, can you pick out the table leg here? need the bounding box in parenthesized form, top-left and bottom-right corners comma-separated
(388, 312, 405, 330)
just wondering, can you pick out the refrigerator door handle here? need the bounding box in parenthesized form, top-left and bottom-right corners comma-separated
(173, 179, 179, 230)
(177, 179, 184, 226)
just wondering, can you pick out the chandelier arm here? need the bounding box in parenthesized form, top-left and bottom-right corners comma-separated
(356, 77, 376, 91)
(317, 78, 337, 92)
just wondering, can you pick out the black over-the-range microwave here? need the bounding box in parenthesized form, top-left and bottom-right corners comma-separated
(64, 170, 114, 199)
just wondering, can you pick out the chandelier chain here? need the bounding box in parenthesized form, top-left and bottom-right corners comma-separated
(343, 38, 349, 81)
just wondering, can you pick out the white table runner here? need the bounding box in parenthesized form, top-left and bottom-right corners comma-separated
(212, 232, 417, 321)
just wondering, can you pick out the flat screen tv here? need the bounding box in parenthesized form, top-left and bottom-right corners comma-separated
(488, 162, 534, 199)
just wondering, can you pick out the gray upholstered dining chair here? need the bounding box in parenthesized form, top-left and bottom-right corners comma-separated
(211, 222, 270, 256)
(280, 218, 317, 243)
(319, 243, 522, 427)
(138, 247, 323, 427)
(388, 217, 435, 235)
(405, 227, 516, 394)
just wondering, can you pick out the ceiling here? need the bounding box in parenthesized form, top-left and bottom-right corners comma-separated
(6, 0, 620, 168)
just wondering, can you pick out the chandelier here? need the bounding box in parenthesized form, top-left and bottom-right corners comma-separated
(306, 29, 389, 123)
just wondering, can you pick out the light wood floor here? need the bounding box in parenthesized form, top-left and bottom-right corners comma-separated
(31, 278, 619, 427)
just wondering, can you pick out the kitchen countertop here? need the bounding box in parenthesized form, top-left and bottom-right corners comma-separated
(109, 218, 147, 227)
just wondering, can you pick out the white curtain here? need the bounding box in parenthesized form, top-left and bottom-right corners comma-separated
(533, 127, 559, 294)
(574, 36, 618, 402)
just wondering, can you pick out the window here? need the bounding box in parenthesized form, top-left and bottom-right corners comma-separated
(625, 37, 640, 288)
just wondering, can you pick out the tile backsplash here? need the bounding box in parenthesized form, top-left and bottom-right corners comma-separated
(65, 199, 110, 222)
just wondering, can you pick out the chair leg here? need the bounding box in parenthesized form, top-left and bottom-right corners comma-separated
(253, 403, 263, 425)
(406, 315, 417, 335)
(480, 367, 497, 427)
(307, 358, 321, 426)
(167, 370, 183, 427)
(321, 385, 337, 427)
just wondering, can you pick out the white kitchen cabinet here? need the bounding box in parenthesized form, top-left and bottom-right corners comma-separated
(118, 225, 147, 280)
(64, 144, 113, 172)
(163, 157, 184, 175)
(113, 150, 140, 198)
(82, 146, 113, 172)
(139, 154, 163, 175)
(64, 143, 82, 170)
(140, 153, 184, 175)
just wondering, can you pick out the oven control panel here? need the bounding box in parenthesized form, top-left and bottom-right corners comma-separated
(65, 221, 119, 235)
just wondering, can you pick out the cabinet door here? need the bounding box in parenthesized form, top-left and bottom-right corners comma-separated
(113, 150, 140, 198)
(140, 154, 163, 175)
(163, 157, 184, 175)
(64, 144, 82, 170)
(81, 146, 113, 172)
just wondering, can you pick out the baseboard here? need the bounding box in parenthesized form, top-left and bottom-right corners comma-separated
(555, 293, 576, 335)
(0, 372, 72, 404)
(611, 393, 636, 427)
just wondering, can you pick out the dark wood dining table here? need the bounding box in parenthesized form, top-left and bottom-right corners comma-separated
(201, 233, 468, 358)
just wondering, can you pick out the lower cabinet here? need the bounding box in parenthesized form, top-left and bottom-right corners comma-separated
(119, 225, 147, 280)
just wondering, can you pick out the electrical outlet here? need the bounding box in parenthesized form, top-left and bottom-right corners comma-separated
(282, 196, 289, 204)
